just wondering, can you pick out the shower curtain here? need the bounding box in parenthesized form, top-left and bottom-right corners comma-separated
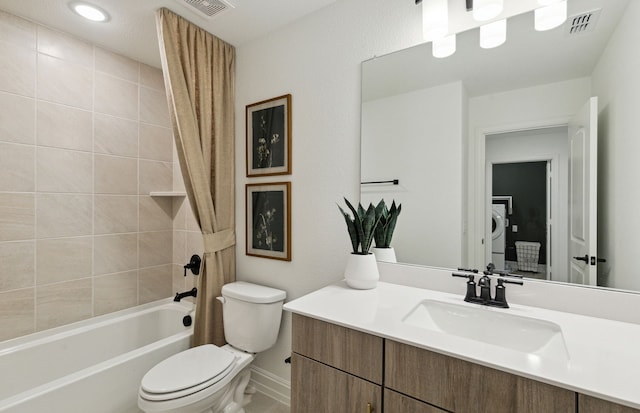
(156, 8, 236, 346)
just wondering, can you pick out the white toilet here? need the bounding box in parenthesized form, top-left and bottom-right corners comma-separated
(138, 281, 286, 413)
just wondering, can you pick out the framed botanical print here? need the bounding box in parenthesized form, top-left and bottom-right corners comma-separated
(246, 94, 292, 177)
(246, 182, 291, 261)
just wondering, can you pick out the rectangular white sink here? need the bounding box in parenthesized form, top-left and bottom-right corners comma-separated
(403, 299, 569, 362)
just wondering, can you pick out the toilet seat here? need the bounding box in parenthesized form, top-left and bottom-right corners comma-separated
(140, 345, 236, 402)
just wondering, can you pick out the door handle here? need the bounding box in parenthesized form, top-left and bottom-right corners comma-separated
(367, 402, 374, 413)
(573, 254, 588, 263)
(590, 256, 607, 265)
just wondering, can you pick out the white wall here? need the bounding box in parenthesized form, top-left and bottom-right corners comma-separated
(234, 0, 424, 386)
(467, 77, 592, 269)
(361, 82, 464, 267)
(233, 0, 635, 391)
(591, 0, 640, 291)
(485, 127, 569, 282)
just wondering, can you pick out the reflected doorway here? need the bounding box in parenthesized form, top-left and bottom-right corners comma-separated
(485, 127, 570, 281)
(492, 162, 549, 280)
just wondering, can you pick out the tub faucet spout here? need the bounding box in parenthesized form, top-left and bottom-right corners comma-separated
(174, 287, 197, 302)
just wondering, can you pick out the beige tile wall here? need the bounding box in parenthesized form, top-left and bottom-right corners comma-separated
(0, 10, 203, 342)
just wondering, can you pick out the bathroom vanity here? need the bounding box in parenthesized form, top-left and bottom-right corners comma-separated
(284, 279, 640, 413)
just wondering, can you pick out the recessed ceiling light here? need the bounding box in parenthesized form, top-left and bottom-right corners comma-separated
(69, 2, 110, 22)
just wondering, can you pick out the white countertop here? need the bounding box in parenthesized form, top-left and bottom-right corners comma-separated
(284, 281, 640, 410)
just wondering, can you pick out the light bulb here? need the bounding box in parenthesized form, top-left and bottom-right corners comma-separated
(473, 0, 504, 22)
(432, 34, 456, 58)
(535, 1, 567, 31)
(480, 19, 507, 49)
(422, 0, 448, 41)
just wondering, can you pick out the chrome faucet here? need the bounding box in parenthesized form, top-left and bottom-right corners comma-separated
(452, 264, 523, 308)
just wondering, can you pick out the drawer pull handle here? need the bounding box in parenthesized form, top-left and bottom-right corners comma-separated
(367, 402, 373, 413)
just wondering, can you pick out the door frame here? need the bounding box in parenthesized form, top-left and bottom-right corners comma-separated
(469, 116, 571, 274)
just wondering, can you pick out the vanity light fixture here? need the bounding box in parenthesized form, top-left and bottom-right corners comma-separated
(415, 0, 568, 58)
(422, 0, 449, 41)
(472, 0, 503, 22)
(479, 19, 506, 49)
(69, 1, 110, 22)
(432, 34, 456, 58)
(534, 0, 568, 31)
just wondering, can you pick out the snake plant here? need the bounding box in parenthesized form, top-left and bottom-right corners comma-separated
(337, 198, 381, 255)
(374, 199, 402, 248)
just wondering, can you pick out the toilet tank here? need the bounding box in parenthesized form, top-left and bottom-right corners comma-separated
(219, 282, 286, 353)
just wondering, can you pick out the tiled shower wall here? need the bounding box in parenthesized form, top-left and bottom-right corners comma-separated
(0, 10, 202, 341)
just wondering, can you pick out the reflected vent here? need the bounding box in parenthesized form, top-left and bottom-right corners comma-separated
(180, 0, 235, 18)
(566, 9, 601, 35)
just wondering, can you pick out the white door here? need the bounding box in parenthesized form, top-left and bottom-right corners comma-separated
(568, 97, 598, 285)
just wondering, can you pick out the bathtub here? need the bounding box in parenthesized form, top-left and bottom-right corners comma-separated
(0, 298, 193, 413)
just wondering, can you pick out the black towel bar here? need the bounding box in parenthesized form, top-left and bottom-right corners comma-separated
(360, 179, 399, 185)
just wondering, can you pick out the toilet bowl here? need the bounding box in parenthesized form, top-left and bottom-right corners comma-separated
(138, 282, 286, 413)
(138, 344, 253, 413)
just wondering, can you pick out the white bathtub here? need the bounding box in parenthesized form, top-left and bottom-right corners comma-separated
(0, 299, 193, 413)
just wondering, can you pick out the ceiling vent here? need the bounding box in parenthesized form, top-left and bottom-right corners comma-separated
(180, 0, 235, 18)
(566, 9, 601, 36)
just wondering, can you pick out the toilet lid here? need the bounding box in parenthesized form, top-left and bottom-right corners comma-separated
(141, 345, 236, 394)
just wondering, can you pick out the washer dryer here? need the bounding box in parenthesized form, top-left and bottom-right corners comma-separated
(491, 204, 506, 269)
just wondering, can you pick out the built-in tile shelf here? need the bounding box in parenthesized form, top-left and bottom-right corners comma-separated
(149, 191, 186, 197)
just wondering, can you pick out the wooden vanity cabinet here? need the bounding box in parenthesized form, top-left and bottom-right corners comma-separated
(291, 354, 381, 412)
(579, 394, 640, 413)
(291, 314, 383, 412)
(384, 389, 448, 412)
(385, 340, 575, 413)
(291, 314, 638, 413)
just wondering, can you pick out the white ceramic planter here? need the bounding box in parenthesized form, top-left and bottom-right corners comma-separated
(344, 253, 379, 289)
(371, 247, 397, 263)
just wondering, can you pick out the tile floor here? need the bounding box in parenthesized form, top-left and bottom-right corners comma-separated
(245, 391, 289, 413)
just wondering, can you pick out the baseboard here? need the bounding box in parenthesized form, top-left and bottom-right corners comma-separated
(249, 365, 291, 406)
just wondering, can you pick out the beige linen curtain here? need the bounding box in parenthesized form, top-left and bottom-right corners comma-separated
(156, 8, 236, 346)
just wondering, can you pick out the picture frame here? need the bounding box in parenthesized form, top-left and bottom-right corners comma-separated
(246, 94, 292, 177)
(246, 182, 291, 261)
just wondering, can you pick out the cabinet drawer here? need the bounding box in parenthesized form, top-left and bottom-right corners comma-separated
(292, 314, 383, 384)
(291, 353, 381, 413)
(579, 394, 640, 413)
(384, 389, 448, 413)
(385, 340, 575, 413)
